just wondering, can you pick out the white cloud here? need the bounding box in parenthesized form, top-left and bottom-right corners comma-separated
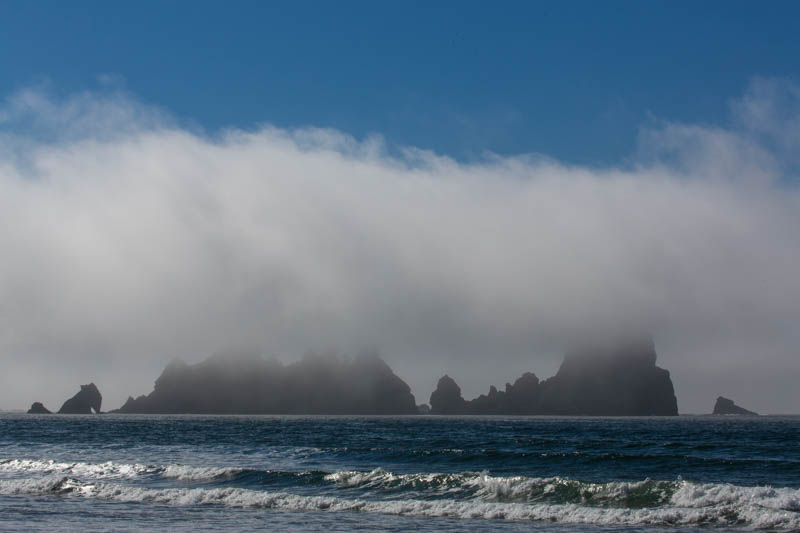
(1, 80, 799, 413)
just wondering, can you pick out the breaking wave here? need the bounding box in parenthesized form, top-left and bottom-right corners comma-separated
(0, 475, 798, 529)
(325, 469, 679, 506)
(0, 458, 155, 479)
(161, 464, 247, 481)
(0, 459, 243, 482)
(1, 458, 799, 528)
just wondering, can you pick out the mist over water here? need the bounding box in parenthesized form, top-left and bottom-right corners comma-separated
(1, 78, 800, 413)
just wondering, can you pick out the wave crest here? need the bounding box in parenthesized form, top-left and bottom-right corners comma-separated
(3, 458, 799, 528)
(1, 475, 798, 529)
(0, 459, 153, 478)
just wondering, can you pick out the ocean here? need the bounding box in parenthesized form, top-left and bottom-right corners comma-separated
(0, 414, 798, 531)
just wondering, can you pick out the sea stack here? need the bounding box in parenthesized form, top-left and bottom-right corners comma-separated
(58, 383, 102, 414)
(713, 396, 758, 415)
(115, 352, 418, 415)
(537, 337, 678, 415)
(27, 402, 52, 414)
(430, 336, 678, 416)
(428, 375, 468, 414)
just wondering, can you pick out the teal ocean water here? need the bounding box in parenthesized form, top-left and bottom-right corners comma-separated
(1, 414, 798, 531)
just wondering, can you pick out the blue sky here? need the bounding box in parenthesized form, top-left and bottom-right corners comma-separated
(2, 1, 799, 164)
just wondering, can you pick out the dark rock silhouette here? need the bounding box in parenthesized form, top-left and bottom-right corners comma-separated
(429, 375, 468, 414)
(416, 403, 431, 414)
(538, 337, 677, 415)
(504, 372, 541, 414)
(58, 383, 102, 414)
(430, 337, 678, 416)
(115, 352, 417, 414)
(27, 402, 51, 414)
(713, 396, 758, 415)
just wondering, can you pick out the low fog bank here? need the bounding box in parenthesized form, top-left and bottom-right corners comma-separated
(2, 78, 800, 414)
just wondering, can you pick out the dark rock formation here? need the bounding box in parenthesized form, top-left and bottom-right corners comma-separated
(58, 383, 102, 414)
(713, 396, 758, 415)
(430, 337, 678, 416)
(27, 402, 51, 414)
(416, 404, 431, 415)
(115, 352, 417, 415)
(537, 337, 678, 415)
(429, 375, 468, 414)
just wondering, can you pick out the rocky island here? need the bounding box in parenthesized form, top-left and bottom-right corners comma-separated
(713, 396, 758, 415)
(115, 352, 418, 414)
(27, 401, 52, 414)
(430, 337, 678, 416)
(115, 338, 678, 415)
(58, 383, 102, 414)
(26, 339, 681, 416)
(28, 383, 103, 414)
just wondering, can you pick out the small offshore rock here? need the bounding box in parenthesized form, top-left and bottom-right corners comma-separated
(27, 402, 52, 414)
(713, 396, 758, 415)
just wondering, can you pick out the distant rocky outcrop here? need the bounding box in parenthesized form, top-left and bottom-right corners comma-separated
(430, 337, 678, 416)
(27, 402, 52, 414)
(429, 375, 468, 414)
(115, 352, 418, 415)
(713, 396, 757, 415)
(58, 383, 102, 414)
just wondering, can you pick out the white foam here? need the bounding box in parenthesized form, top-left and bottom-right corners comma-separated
(2, 475, 797, 529)
(671, 479, 800, 512)
(161, 464, 245, 481)
(0, 459, 242, 482)
(0, 459, 153, 479)
(324, 469, 461, 490)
